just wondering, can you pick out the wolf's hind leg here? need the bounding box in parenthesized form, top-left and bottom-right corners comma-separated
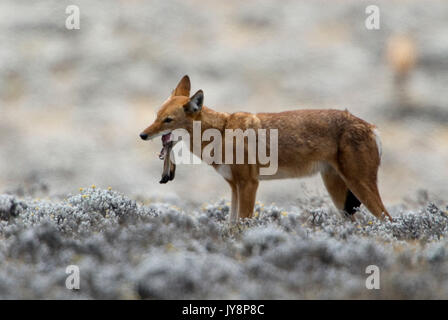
(336, 132, 393, 221)
(321, 165, 360, 217)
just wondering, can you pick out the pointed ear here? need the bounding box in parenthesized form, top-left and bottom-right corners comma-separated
(172, 75, 191, 97)
(183, 90, 204, 114)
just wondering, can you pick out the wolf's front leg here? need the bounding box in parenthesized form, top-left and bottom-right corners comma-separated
(237, 180, 259, 219)
(227, 181, 238, 223)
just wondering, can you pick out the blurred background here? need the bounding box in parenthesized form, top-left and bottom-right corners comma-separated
(0, 0, 447, 209)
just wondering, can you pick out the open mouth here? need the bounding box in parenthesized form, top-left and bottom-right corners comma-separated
(159, 132, 173, 160)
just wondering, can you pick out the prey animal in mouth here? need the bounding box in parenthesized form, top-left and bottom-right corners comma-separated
(159, 133, 176, 184)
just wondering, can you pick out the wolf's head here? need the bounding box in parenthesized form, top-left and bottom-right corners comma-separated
(139, 75, 203, 144)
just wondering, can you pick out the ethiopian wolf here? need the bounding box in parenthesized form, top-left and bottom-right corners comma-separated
(140, 75, 392, 222)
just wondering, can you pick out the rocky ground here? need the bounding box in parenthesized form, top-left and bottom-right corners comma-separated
(0, 187, 447, 299)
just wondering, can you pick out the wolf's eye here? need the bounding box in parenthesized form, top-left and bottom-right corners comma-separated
(163, 117, 173, 123)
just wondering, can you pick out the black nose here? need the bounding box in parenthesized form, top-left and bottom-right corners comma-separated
(140, 133, 148, 140)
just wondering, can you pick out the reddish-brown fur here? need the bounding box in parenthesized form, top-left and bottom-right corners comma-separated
(140, 76, 392, 222)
